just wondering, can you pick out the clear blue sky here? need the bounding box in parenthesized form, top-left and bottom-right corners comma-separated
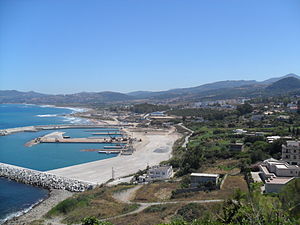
(0, 0, 299, 94)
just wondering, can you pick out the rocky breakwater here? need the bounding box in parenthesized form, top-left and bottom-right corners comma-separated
(0, 163, 95, 192)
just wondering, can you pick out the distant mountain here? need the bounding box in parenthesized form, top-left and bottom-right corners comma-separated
(171, 80, 258, 94)
(126, 91, 156, 98)
(1, 73, 299, 105)
(0, 90, 50, 103)
(127, 80, 260, 100)
(0, 90, 132, 105)
(261, 73, 300, 84)
(266, 77, 300, 92)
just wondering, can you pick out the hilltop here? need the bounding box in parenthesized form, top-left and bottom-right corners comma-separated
(266, 77, 300, 92)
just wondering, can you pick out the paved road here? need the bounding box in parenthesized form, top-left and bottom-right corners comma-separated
(178, 123, 194, 148)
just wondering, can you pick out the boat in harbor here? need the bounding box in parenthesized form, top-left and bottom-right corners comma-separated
(103, 145, 123, 149)
(98, 150, 120, 154)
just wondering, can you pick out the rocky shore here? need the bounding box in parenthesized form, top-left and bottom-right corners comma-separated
(0, 163, 95, 192)
(4, 189, 73, 225)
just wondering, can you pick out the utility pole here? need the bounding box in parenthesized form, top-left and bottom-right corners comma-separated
(112, 167, 115, 180)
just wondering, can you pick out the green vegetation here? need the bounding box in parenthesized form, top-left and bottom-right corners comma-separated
(175, 203, 214, 222)
(82, 217, 113, 225)
(45, 94, 300, 225)
(130, 103, 170, 113)
(279, 178, 300, 219)
(82, 181, 299, 224)
(46, 185, 138, 224)
(168, 108, 232, 121)
(47, 194, 90, 215)
(144, 204, 168, 213)
(236, 103, 253, 115)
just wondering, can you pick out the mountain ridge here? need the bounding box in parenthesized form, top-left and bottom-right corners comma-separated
(1, 73, 299, 104)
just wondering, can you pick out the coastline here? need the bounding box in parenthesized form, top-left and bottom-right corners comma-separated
(1, 103, 181, 224)
(48, 127, 180, 184)
(3, 189, 73, 225)
(0, 103, 91, 224)
(3, 127, 180, 225)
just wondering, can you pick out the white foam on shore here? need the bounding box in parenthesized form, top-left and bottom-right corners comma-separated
(36, 114, 58, 117)
(39, 104, 89, 113)
(0, 197, 46, 225)
(62, 116, 91, 124)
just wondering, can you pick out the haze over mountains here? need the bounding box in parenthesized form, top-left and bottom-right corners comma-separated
(1, 73, 300, 105)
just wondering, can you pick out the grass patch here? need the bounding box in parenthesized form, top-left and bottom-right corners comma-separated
(122, 203, 140, 213)
(45, 185, 139, 224)
(109, 203, 182, 225)
(201, 159, 241, 174)
(144, 204, 168, 213)
(47, 194, 90, 216)
(29, 220, 46, 225)
(133, 182, 179, 202)
(176, 202, 221, 222)
(172, 175, 248, 201)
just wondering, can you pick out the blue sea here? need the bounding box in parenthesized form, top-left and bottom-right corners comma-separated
(0, 104, 118, 223)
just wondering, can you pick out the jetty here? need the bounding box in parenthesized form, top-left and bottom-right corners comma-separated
(91, 132, 123, 135)
(0, 124, 132, 136)
(0, 163, 95, 192)
(25, 131, 128, 147)
(40, 138, 127, 144)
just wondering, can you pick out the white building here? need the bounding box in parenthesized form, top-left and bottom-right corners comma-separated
(282, 141, 300, 166)
(265, 177, 295, 193)
(147, 165, 173, 180)
(259, 158, 300, 193)
(233, 129, 247, 135)
(266, 136, 281, 143)
(190, 173, 219, 188)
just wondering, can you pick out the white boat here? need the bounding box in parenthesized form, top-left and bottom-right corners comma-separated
(98, 150, 120, 154)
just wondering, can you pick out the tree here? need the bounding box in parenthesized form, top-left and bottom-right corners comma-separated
(236, 103, 253, 116)
(81, 217, 113, 225)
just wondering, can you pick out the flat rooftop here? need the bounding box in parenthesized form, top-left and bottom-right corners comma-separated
(266, 177, 294, 184)
(191, 173, 219, 178)
(276, 164, 288, 169)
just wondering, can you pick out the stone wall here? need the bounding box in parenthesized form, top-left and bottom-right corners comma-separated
(0, 163, 94, 192)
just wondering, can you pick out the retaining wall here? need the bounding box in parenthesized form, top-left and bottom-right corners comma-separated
(0, 163, 94, 192)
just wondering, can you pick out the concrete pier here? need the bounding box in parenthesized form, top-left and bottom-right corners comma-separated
(0, 124, 131, 136)
(24, 131, 128, 147)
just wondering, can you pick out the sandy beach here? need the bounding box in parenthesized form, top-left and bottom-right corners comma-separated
(3, 126, 180, 225)
(48, 127, 180, 184)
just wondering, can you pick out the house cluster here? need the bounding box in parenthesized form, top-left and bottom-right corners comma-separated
(259, 141, 300, 193)
(193, 98, 248, 109)
(136, 165, 221, 191)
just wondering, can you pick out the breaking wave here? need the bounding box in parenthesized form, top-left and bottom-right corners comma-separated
(0, 197, 46, 225)
(36, 114, 58, 117)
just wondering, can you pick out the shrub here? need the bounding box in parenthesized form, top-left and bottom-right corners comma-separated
(176, 203, 206, 222)
(144, 204, 168, 213)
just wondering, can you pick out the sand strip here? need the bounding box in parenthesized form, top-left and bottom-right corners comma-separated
(48, 127, 180, 184)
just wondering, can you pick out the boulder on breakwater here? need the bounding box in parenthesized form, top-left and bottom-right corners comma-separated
(0, 163, 94, 192)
